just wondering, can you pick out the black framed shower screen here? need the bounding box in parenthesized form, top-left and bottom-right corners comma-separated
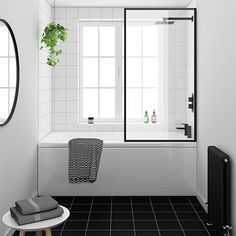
(124, 8, 197, 142)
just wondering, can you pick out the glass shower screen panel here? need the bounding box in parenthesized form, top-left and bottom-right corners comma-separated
(124, 9, 196, 141)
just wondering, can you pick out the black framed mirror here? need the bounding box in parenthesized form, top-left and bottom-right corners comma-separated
(0, 19, 19, 126)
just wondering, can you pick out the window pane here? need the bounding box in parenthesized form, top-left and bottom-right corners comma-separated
(0, 89, 8, 119)
(0, 24, 8, 56)
(83, 27, 98, 56)
(143, 58, 159, 87)
(83, 58, 98, 87)
(99, 89, 115, 118)
(10, 88, 15, 108)
(0, 58, 8, 87)
(100, 58, 115, 87)
(127, 89, 142, 119)
(10, 58, 16, 87)
(143, 26, 159, 57)
(99, 26, 115, 56)
(83, 89, 98, 118)
(127, 26, 142, 56)
(127, 58, 142, 87)
(143, 88, 158, 119)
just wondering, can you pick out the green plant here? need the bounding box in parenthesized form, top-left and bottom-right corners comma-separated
(40, 22, 68, 67)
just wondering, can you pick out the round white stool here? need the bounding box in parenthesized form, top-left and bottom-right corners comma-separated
(2, 206, 70, 236)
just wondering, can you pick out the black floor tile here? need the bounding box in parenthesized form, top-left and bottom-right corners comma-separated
(133, 204, 152, 212)
(64, 220, 87, 230)
(132, 196, 150, 205)
(151, 197, 170, 205)
(112, 211, 133, 220)
(86, 231, 110, 236)
(49, 231, 61, 236)
(87, 221, 110, 230)
(134, 211, 155, 221)
(185, 231, 210, 236)
(53, 196, 74, 204)
(52, 223, 64, 230)
(169, 197, 190, 205)
(90, 211, 111, 220)
(153, 205, 173, 212)
(192, 204, 206, 212)
(69, 212, 89, 221)
(74, 197, 93, 204)
(157, 221, 181, 230)
(173, 204, 194, 212)
(91, 205, 111, 212)
(93, 196, 111, 205)
(208, 230, 223, 236)
(188, 196, 201, 205)
(180, 221, 205, 230)
(176, 212, 199, 221)
(155, 212, 177, 221)
(112, 196, 131, 205)
(111, 231, 134, 236)
(112, 204, 131, 212)
(134, 221, 157, 230)
(136, 231, 160, 236)
(61, 231, 85, 236)
(71, 204, 91, 212)
(198, 212, 209, 221)
(112, 221, 134, 230)
(160, 231, 184, 236)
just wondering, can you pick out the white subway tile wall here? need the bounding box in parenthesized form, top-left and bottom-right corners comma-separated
(39, 0, 53, 139)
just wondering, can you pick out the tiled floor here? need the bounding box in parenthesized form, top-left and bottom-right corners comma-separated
(13, 196, 222, 236)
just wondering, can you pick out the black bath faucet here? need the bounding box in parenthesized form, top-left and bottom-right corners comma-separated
(176, 123, 192, 138)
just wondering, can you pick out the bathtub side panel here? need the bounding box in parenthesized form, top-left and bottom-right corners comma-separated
(38, 147, 197, 196)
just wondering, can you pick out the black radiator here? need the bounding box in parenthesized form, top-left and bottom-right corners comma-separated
(208, 146, 230, 231)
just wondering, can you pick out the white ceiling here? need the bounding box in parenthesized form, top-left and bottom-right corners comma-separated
(54, 0, 192, 7)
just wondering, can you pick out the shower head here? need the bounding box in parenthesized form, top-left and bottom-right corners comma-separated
(155, 19, 175, 25)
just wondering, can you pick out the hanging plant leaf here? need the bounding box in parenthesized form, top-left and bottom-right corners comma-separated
(40, 22, 68, 67)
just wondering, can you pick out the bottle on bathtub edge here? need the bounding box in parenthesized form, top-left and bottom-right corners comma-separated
(151, 110, 157, 123)
(144, 110, 149, 123)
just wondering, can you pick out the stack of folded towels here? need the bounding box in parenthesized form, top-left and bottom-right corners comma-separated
(10, 196, 64, 225)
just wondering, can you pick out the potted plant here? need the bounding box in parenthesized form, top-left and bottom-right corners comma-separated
(40, 22, 68, 67)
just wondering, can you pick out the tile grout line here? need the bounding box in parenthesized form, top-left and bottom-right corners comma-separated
(187, 197, 211, 236)
(130, 197, 136, 236)
(84, 197, 94, 236)
(168, 197, 186, 236)
(110, 197, 112, 236)
(59, 197, 75, 236)
(149, 197, 161, 236)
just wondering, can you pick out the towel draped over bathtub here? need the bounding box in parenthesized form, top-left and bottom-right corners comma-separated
(68, 138, 103, 183)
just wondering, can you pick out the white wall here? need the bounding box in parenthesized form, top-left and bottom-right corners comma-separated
(195, 0, 236, 232)
(39, 0, 53, 140)
(0, 0, 39, 235)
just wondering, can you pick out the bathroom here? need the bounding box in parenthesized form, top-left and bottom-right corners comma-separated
(0, 0, 236, 236)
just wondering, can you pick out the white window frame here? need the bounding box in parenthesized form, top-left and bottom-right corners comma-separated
(79, 21, 123, 123)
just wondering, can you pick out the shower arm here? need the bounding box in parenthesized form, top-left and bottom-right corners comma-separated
(163, 16, 194, 22)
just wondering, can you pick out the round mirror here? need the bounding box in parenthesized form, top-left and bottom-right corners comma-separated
(0, 19, 19, 126)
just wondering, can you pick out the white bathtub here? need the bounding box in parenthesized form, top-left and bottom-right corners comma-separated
(38, 132, 197, 196)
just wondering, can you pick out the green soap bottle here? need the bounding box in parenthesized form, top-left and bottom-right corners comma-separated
(144, 110, 149, 123)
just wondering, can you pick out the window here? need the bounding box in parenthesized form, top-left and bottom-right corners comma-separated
(79, 21, 163, 123)
(0, 23, 16, 122)
(79, 21, 123, 122)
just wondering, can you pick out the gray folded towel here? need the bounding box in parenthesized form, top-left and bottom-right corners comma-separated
(10, 206, 64, 225)
(15, 196, 58, 215)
